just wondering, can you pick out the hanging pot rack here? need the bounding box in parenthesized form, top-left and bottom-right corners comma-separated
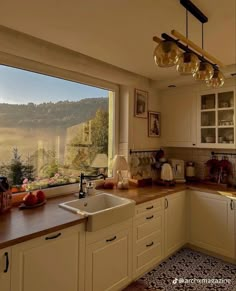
(129, 149, 162, 155)
(211, 151, 236, 157)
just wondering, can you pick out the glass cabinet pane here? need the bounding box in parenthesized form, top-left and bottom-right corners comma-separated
(201, 111, 215, 126)
(201, 128, 216, 143)
(201, 94, 215, 110)
(218, 128, 234, 144)
(218, 91, 234, 108)
(218, 110, 234, 126)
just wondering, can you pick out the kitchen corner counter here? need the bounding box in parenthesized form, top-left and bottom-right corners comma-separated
(101, 184, 187, 204)
(1, 182, 236, 249)
(0, 194, 86, 249)
(102, 183, 236, 204)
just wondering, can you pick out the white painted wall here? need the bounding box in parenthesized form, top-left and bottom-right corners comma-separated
(0, 25, 161, 157)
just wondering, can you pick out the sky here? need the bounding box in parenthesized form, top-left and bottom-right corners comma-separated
(0, 65, 108, 104)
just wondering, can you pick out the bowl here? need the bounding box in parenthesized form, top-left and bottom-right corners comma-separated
(205, 136, 215, 143)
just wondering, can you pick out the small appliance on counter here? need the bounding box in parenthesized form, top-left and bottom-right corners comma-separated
(157, 162, 175, 186)
(169, 159, 186, 183)
(185, 161, 197, 182)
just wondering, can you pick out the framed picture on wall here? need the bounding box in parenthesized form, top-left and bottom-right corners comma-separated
(148, 111, 160, 137)
(134, 89, 148, 118)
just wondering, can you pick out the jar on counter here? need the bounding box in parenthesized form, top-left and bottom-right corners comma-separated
(186, 162, 195, 178)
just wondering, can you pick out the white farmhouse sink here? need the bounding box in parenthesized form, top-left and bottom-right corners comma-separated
(59, 193, 135, 231)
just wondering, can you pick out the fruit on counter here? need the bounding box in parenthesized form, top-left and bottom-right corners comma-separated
(36, 190, 46, 203)
(103, 182, 114, 189)
(23, 192, 38, 206)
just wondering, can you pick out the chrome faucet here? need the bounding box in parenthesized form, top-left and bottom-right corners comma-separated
(78, 173, 105, 199)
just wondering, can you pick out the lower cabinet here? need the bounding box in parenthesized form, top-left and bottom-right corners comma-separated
(164, 191, 187, 257)
(133, 198, 164, 279)
(0, 247, 11, 291)
(85, 219, 133, 291)
(11, 224, 85, 291)
(189, 191, 235, 259)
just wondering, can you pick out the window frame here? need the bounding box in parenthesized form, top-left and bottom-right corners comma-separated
(0, 55, 119, 199)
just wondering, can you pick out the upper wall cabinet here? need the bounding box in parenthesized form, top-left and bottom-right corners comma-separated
(161, 93, 197, 147)
(197, 88, 235, 148)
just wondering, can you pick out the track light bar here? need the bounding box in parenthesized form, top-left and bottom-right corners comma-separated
(153, 34, 219, 69)
(171, 30, 225, 68)
(180, 0, 208, 23)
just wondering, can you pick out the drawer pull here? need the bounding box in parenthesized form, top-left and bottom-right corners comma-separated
(146, 205, 154, 210)
(4, 252, 9, 273)
(146, 215, 154, 220)
(230, 200, 234, 210)
(146, 242, 154, 247)
(106, 235, 117, 242)
(45, 233, 61, 240)
(165, 198, 168, 209)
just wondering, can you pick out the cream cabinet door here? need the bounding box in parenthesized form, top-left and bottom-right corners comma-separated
(11, 224, 85, 291)
(0, 247, 11, 291)
(161, 92, 197, 147)
(189, 191, 235, 258)
(85, 227, 132, 291)
(164, 191, 187, 257)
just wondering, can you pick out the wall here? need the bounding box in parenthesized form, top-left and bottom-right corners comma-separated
(0, 25, 161, 159)
(164, 147, 236, 179)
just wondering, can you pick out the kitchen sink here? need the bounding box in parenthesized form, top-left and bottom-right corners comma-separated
(59, 193, 135, 231)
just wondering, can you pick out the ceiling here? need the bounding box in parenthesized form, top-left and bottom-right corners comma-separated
(0, 0, 235, 83)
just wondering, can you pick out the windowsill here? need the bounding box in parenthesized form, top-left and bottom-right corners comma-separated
(11, 178, 108, 206)
(12, 183, 80, 206)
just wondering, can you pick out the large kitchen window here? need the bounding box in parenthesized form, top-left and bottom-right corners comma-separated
(0, 65, 115, 193)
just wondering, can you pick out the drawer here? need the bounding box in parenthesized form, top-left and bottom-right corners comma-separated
(134, 211, 163, 241)
(135, 231, 161, 255)
(135, 198, 163, 216)
(135, 232, 162, 269)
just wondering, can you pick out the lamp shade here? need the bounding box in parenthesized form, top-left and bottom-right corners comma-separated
(112, 155, 128, 181)
(176, 52, 200, 75)
(206, 69, 225, 88)
(193, 62, 214, 81)
(91, 153, 108, 168)
(153, 41, 181, 68)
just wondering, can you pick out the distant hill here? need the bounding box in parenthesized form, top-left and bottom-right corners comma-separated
(0, 98, 108, 128)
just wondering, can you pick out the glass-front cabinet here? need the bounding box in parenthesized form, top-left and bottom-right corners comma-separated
(199, 88, 235, 148)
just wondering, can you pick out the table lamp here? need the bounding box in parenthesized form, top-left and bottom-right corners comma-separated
(112, 155, 129, 189)
(91, 153, 108, 175)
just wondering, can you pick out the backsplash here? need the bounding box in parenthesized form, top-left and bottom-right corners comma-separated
(164, 147, 236, 179)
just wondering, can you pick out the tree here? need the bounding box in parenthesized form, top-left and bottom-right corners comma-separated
(0, 148, 35, 185)
(91, 109, 108, 154)
(9, 148, 24, 185)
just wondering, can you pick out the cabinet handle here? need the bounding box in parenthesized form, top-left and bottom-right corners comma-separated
(4, 252, 9, 273)
(146, 215, 154, 220)
(146, 205, 153, 210)
(230, 200, 234, 210)
(106, 235, 117, 242)
(146, 242, 154, 247)
(45, 232, 61, 240)
(192, 144, 196, 146)
(165, 198, 168, 209)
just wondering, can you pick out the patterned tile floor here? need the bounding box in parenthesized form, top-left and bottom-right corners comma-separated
(124, 248, 236, 291)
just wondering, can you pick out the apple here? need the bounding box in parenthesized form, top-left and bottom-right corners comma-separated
(23, 192, 37, 206)
(36, 190, 46, 203)
(103, 182, 114, 189)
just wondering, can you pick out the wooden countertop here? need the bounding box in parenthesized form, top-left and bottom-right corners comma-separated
(0, 195, 86, 249)
(0, 183, 236, 249)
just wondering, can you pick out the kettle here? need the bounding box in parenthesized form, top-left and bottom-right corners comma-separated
(161, 163, 174, 181)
